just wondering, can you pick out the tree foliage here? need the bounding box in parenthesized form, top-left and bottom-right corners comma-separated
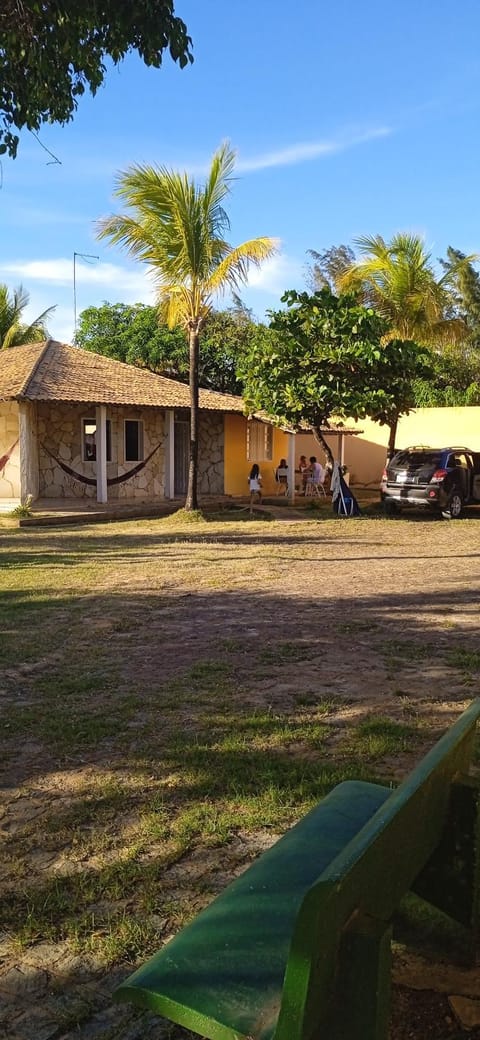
(306, 244, 356, 293)
(76, 300, 260, 394)
(413, 345, 480, 407)
(0, 283, 55, 348)
(0, 1, 192, 157)
(240, 288, 432, 462)
(441, 246, 480, 347)
(197, 307, 262, 394)
(97, 141, 277, 509)
(76, 302, 187, 375)
(339, 233, 468, 345)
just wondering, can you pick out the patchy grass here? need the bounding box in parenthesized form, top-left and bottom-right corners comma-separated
(0, 511, 479, 1028)
(445, 646, 480, 674)
(259, 641, 310, 664)
(345, 717, 419, 760)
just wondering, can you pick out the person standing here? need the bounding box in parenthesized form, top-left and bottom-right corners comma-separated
(248, 463, 262, 515)
(275, 458, 288, 495)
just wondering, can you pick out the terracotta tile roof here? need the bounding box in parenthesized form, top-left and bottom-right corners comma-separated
(0, 340, 245, 412)
(0, 340, 50, 399)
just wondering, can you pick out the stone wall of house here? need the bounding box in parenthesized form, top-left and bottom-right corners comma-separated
(198, 412, 224, 494)
(0, 401, 20, 500)
(115, 407, 165, 500)
(37, 402, 166, 500)
(4, 401, 225, 503)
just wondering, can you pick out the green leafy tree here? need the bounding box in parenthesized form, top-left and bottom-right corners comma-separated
(339, 233, 474, 453)
(240, 288, 432, 465)
(0, 0, 192, 158)
(413, 345, 480, 407)
(97, 141, 277, 509)
(440, 248, 480, 385)
(441, 247, 480, 336)
(76, 302, 188, 377)
(0, 283, 54, 348)
(76, 301, 261, 394)
(197, 308, 262, 394)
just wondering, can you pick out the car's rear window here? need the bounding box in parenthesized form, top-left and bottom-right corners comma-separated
(392, 451, 442, 468)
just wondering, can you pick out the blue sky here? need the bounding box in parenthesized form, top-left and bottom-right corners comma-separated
(2, 0, 480, 342)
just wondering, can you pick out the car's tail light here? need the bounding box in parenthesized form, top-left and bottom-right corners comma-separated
(431, 468, 448, 482)
(381, 468, 387, 481)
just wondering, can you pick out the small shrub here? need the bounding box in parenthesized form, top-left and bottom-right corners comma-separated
(8, 494, 33, 518)
(162, 507, 206, 524)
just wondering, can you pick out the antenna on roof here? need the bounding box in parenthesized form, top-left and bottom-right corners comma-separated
(73, 251, 99, 343)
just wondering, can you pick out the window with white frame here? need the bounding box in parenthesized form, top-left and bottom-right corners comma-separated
(124, 419, 144, 462)
(246, 420, 273, 461)
(82, 418, 112, 462)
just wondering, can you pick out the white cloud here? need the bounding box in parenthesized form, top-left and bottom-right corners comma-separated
(245, 253, 303, 296)
(236, 126, 392, 173)
(3, 251, 302, 338)
(0, 258, 156, 300)
(41, 304, 75, 345)
(0, 252, 304, 305)
(1, 259, 157, 345)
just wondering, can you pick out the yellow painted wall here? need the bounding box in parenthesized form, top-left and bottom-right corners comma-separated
(224, 414, 290, 495)
(338, 408, 480, 487)
(226, 407, 480, 493)
(330, 420, 389, 487)
(396, 407, 480, 452)
(295, 431, 376, 482)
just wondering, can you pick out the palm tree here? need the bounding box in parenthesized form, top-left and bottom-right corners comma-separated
(339, 233, 472, 455)
(97, 142, 277, 510)
(340, 233, 468, 344)
(0, 283, 55, 348)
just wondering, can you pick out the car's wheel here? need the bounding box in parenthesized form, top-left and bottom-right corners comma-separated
(442, 489, 463, 520)
(384, 498, 400, 517)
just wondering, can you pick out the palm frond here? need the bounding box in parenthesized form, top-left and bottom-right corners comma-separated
(97, 145, 277, 332)
(207, 237, 279, 294)
(203, 140, 236, 237)
(340, 233, 468, 346)
(0, 283, 55, 348)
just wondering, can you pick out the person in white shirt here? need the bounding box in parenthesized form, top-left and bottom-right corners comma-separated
(308, 456, 325, 485)
(248, 463, 262, 514)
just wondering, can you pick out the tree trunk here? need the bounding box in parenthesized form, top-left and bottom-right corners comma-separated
(313, 426, 335, 466)
(185, 326, 199, 511)
(386, 414, 399, 462)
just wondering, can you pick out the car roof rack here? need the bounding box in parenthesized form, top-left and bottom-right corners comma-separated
(402, 446, 471, 452)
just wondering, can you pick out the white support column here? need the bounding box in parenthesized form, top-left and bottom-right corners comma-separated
(288, 431, 296, 503)
(19, 401, 39, 502)
(96, 404, 108, 504)
(165, 409, 175, 499)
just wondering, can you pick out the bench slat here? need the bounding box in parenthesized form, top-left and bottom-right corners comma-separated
(116, 701, 480, 1040)
(116, 780, 391, 1040)
(279, 699, 480, 1040)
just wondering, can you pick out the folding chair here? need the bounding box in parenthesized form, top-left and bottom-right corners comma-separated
(274, 467, 289, 496)
(305, 478, 326, 498)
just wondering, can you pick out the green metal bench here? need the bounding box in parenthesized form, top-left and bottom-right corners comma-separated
(115, 700, 480, 1040)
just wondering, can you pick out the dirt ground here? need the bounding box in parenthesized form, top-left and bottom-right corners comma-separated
(1, 510, 480, 1039)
